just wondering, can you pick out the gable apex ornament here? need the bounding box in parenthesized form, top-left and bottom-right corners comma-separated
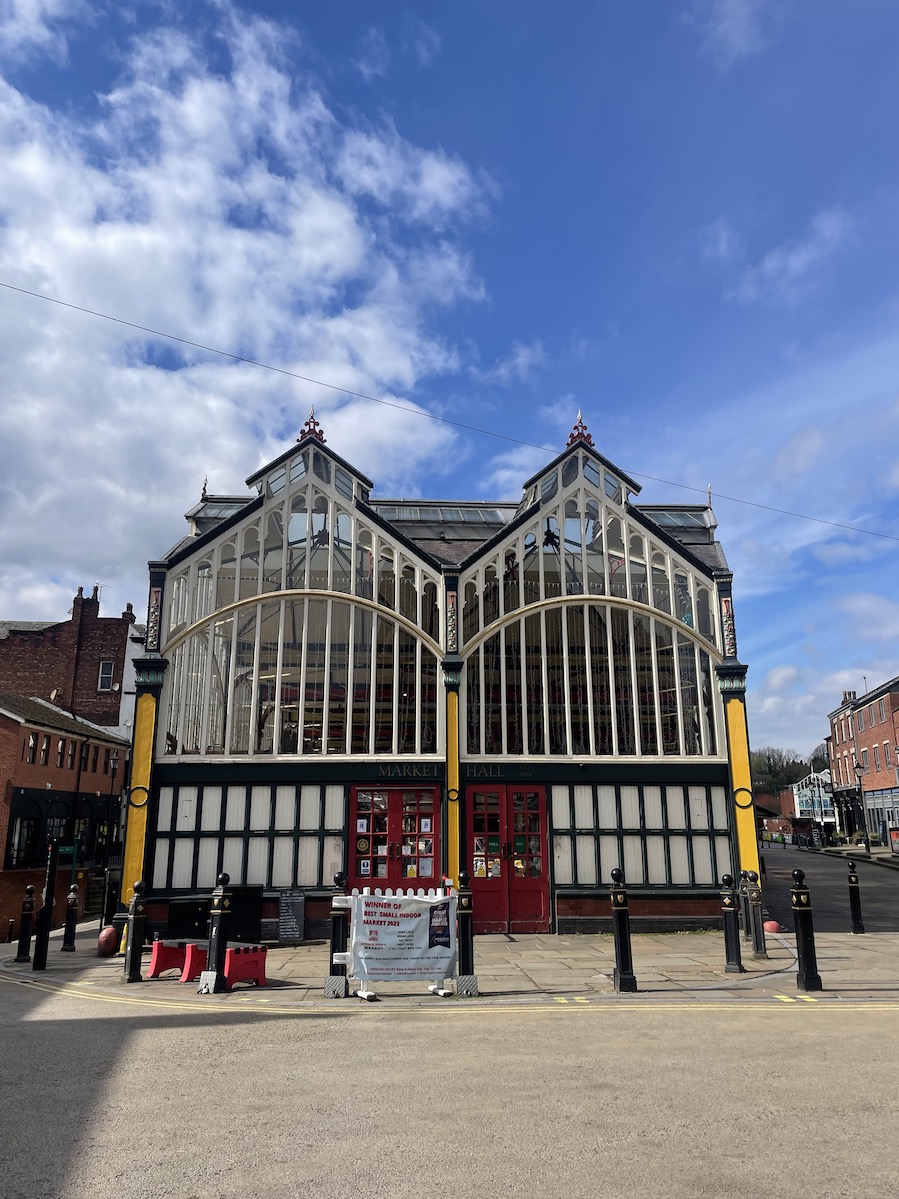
(297, 407, 326, 444)
(566, 410, 594, 447)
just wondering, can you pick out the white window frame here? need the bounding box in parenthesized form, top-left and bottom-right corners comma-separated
(98, 660, 115, 692)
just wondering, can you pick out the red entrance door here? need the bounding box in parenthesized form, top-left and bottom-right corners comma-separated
(349, 788, 440, 889)
(468, 786, 549, 933)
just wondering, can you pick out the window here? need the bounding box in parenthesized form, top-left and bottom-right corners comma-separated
(98, 660, 114, 692)
(861, 749, 869, 772)
(858, 709, 865, 731)
(103, 748, 110, 775)
(39, 735, 50, 766)
(24, 733, 37, 763)
(56, 739, 65, 769)
(80, 742, 89, 771)
(885, 743, 892, 768)
(67, 741, 75, 770)
(879, 698, 886, 723)
(91, 745, 99, 773)
(847, 715, 854, 736)
(870, 704, 877, 727)
(873, 744, 881, 771)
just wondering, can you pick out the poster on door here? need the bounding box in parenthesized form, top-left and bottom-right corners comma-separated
(348, 892, 458, 981)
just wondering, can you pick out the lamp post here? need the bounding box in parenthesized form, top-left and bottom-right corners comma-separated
(854, 761, 869, 854)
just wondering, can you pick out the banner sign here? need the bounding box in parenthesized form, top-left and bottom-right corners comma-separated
(348, 892, 457, 982)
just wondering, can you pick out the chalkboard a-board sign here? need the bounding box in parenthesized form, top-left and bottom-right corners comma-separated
(278, 889, 305, 945)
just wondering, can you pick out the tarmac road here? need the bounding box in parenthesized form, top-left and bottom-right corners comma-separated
(761, 844, 899, 931)
(3, 968, 898, 1199)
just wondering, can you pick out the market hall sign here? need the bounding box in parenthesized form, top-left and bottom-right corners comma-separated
(377, 763, 441, 779)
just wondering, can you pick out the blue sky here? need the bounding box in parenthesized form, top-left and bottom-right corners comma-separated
(1, 0, 898, 754)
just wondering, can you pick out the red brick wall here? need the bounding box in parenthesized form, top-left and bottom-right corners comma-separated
(831, 693, 899, 792)
(0, 587, 135, 726)
(0, 867, 88, 939)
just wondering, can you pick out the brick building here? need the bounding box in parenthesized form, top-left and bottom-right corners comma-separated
(828, 683, 899, 841)
(0, 585, 144, 735)
(0, 692, 130, 933)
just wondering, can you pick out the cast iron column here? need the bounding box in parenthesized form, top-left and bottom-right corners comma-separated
(720, 874, 745, 974)
(325, 872, 350, 998)
(203, 872, 232, 994)
(790, 868, 823, 992)
(738, 870, 751, 942)
(32, 840, 60, 972)
(456, 870, 478, 997)
(60, 884, 79, 952)
(123, 880, 147, 983)
(610, 867, 638, 993)
(15, 885, 36, 963)
(847, 860, 865, 935)
(747, 870, 767, 959)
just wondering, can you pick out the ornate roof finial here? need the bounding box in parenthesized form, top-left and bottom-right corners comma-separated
(297, 407, 326, 444)
(201, 475, 208, 500)
(566, 410, 594, 447)
(707, 483, 712, 509)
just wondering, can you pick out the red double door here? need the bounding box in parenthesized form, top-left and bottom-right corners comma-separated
(468, 786, 549, 933)
(349, 788, 440, 889)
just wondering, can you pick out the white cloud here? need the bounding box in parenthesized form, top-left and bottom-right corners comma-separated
(481, 444, 553, 500)
(0, 0, 88, 62)
(356, 27, 390, 81)
(411, 23, 441, 68)
(0, 6, 490, 620)
(837, 594, 899, 641)
(730, 208, 851, 304)
(699, 216, 744, 265)
(477, 339, 546, 385)
(688, 0, 772, 71)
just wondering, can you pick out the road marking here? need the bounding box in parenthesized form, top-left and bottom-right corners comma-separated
(775, 995, 796, 1002)
(797, 995, 818, 1002)
(574, 996, 590, 1003)
(554, 997, 569, 1003)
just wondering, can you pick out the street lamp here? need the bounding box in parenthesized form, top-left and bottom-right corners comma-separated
(854, 761, 870, 854)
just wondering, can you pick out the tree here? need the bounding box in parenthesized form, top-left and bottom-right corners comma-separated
(806, 742, 829, 773)
(750, 746, 807, 796)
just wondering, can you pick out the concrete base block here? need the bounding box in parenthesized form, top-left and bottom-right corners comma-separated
(324, 975, 350, 998)
(455, 974, 479, 998)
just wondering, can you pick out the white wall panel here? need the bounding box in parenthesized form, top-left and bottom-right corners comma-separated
(692, 837, 713, 884)
(152, 839, 169, 888)
(200, 786, 221, 831)
(271, 837, 294, 886)
(274, 786, 295, 830)
(645, 836, 666, 884)
(246, 837, 269, 884)
(620, 785, 640, 827)
(221, 836, 244, 882)
(623, 835, 644, 884)
(688, 786, 709, 829)
(156, 787, 173, 832)
(573, 785, 593, 828)
(666, 786, 687, 829)
(297, 836, 318, 884)
(597, 786, 617, 829)
(599, 834, 618, 882)
(669, 836, 690, 883)
(225, 787, 245, 831)
(324, 785, 344, 828)
(552, 835, 573, 884)
(576, 835, 597, 884)
(175, 786, 197, 831)
(299, 786, 320, 830)
(552, 786, 571, 829)
(250, 786, 270, 830)
(196, 838, 219, 887)
(643, 786, 663, 828)
(172, 839, 193, 887)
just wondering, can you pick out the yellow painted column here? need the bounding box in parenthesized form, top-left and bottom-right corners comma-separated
(446, 687, 461, 884)
(120, 649, 168, 907)
(121, 691, 158, 904)
(724, 694, 761, 877)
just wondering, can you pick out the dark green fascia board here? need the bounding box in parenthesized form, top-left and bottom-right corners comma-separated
(157, 492, 265, 571)
(154, 759, 728, 788)
(155, 759, 448, 786)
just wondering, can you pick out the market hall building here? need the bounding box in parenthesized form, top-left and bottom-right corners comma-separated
(123, 412, 759, 938)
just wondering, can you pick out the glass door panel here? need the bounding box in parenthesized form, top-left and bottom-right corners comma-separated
(468, 786, 548, 933)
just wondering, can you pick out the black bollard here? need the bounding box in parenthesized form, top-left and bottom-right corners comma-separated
(32, 840, 60, 972)
(325, 872, 350, 998)
(747, 870, 767, 959)
(847, 861, 865, 935)
(738, 870, 751, 942)
(60, 884, 79, 952)
(720, 874, 745, 974)
(123, 881, 147, 983)
(790, 869, 823, 992)
(456, 871, 478, 998)
(203, 873, 232, 994)
(6, 918, 14, 944)
(15, 885, 36, 963)
(609, 867, 638, 993)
